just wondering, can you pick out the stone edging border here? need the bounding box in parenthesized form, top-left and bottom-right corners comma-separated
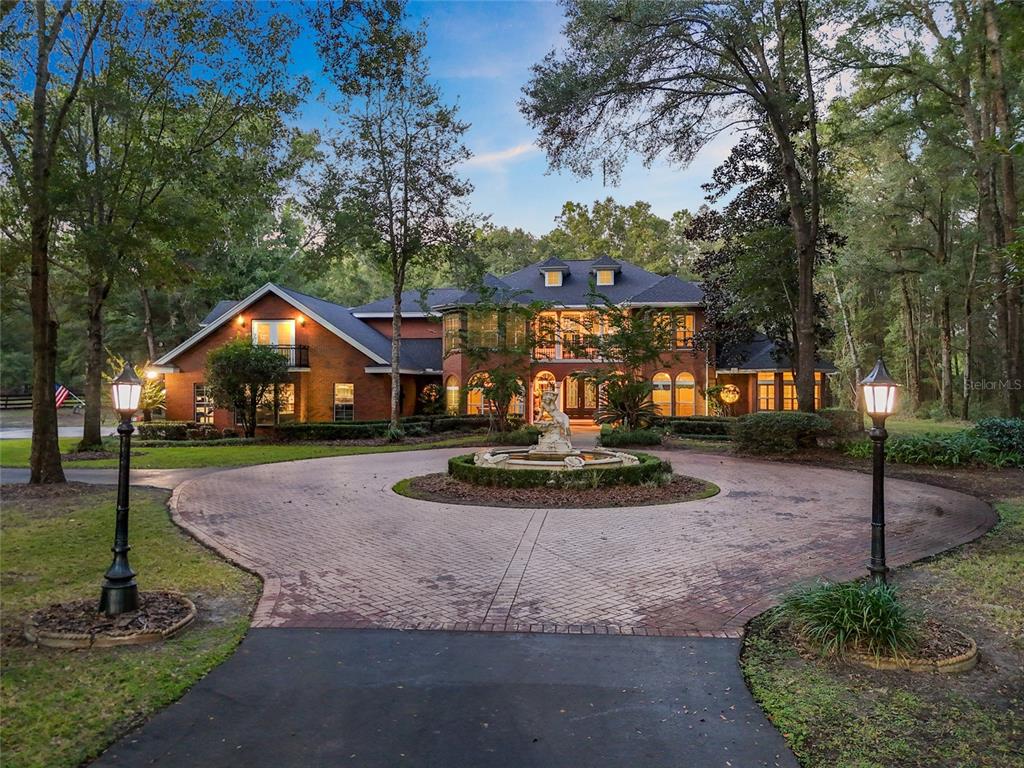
(851, 630, 979, 673)
(24, 593, 197, 649)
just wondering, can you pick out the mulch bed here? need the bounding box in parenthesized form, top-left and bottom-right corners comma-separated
(0, 481, 100, 501)
(786, 617, 973, 664)
(400, 472, 715, 508)
(62, 450, 120, 461)
(28, 592, 192, 637)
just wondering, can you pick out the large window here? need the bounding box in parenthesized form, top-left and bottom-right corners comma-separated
(257, 383, 295, 425)
(674, 373, 696, 416)
(334, 383, 354, 421)
(675, 312, 695, 348)
(782, 372, 798, 411)
(467, 373, 490, 415)
(467, 311, 499, 348)
(595, 268, 615, 286)
(445, 375, 460, 415)
(443, 313, 461, 355)
(193, 384, 214, 424)
(652, 372, 672, 415)
(815, 372, 823, 409)
(544, 271, 562, 287)
(757, 372, 776, 411)
(534, 314, 557, 359)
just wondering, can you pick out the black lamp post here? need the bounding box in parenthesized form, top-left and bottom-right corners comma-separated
(859, 358, 901, 585)
(99, 363, 143, 616)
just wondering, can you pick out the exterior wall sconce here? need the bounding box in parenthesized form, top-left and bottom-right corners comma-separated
(236, 315, 245, 328)
(297, 315, 306, 326)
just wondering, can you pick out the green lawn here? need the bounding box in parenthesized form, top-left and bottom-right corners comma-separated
(0, 434, 482, 469)
(743, 498, 1024, 767)
(0, 485, 261, 768)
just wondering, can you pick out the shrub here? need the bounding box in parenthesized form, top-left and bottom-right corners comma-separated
(973, 417, 1024, 454)
(137, 420, 195, 440)
(385, 426, 405, 443)
(489, 427, 540, 446)
(817, 408, 862, 437)
(222, 428, 239, 439)
(732, 412, 830, 454)
(656, 416, 733, 436)
(403, 423, 430, 437)
(599, 425, 663, 446)
(274, 422, 389, 441)
(448, 451, 672, 488)
(772, 580, 918, 658)
(844, 430, 1024, 468)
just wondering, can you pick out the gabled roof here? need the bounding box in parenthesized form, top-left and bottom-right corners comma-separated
(589, 254, 621, 271)
(537, 256, 570, 272)
(627, 274, 704, 305)
(155, 283, 393, 368)
(199, 300, 241, 327)
(350, 287, 465, 317)
(716, 332, 837, 372)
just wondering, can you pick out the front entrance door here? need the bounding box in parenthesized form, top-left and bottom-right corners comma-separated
(563, 375, 597, 420)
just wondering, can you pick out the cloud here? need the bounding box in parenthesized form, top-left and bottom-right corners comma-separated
(464, 142, 539, 170)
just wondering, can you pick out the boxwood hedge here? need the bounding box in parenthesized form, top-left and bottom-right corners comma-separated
(655, 416, 734, 436)
(599, 425, 663, 446)
(448, 451, 672, 488)
(274, 415, 492, 441)
(732, 412, 831, 454)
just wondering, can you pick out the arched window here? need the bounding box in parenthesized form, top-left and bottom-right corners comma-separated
(509, 377, 526, 417)
(674, 373, 696, 416)
(467, 373, 490, 415)
(533, 371, 558, 416)
(652, 372, 672, 415)
(445, 375, 460, 415)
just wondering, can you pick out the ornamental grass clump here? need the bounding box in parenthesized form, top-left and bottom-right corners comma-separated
(773, 581, 918, 659)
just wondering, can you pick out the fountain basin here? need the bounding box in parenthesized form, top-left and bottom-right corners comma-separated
(450, 451, 672, 489)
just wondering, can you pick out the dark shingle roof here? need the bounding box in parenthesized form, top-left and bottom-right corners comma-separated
(537, 256, 570, 271)
(628, 275, 704, 304)
(200, 300, 240, 327)
(398, 338, 442, 371)
(589, 254, 621, 270)
(350, 288, 465, 315)
(276, 286, 393, 364)
(716, 332, 836, 372)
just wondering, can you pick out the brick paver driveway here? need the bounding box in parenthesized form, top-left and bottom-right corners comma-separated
(172, 449, 994, 637)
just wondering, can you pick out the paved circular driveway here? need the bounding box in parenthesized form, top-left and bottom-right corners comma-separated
(172, 449, 994, 637)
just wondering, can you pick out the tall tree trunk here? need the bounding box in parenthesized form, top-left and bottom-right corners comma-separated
(140, 287, 157, 361)
(983, 0, 1021, 416)
(78, 281, 106, 450)
(28, 1, 65, 484)
(939, 295, 954, 418)
(962, 242, 978, 420)
(830, 270, 861, 408)
(898, 273, 922, 412)
(390, 284, 403, 431)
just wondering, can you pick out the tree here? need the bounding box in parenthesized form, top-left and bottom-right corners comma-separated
(522, 0, 837, 411)
(2, 0, 107, 482)
(205, 339, 289, 439)
(312, 0, 475, 432)
(48, 1, 304, 450)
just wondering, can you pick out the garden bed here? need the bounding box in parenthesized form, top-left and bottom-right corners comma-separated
(394, 472, 718, 508)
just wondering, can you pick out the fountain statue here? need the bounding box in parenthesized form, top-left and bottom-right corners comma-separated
(533, 389, 573, 456)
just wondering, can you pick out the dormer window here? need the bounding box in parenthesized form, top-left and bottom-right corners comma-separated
(544, 271, 563, 287)
(595, 269, 615, 286)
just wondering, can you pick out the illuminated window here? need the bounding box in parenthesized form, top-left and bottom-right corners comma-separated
(257, 383, 295, 425)
(596, 269, 615, 286)
(782, 372, 798, 411)
(544, 270, 563, 287)
(505, 313, 527, 348)
(443, 313, 461, 354)
(534, 313, 557, 359)
(445, 375, 460, 415)
(193, 384, 214, 424)
(467, 311, 499, 348)
(652, 372, 672, 415)
(333, 383, 354, 421)
(674, 373, 696, 416)
(675, 312, 695, 348)
(757, 372, 776, 411)
(467, 373, 490, 415)
(815, 372, 822, 409)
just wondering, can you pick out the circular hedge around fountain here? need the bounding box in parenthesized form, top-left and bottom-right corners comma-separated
(448, 451, 672, 488)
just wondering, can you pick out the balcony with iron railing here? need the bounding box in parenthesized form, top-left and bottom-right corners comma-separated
(259, 344, 310, 368)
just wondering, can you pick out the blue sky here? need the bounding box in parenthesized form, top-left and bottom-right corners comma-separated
(290, 1, 736, 236)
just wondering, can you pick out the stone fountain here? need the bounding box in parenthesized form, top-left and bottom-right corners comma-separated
(474, 390, 640, 472)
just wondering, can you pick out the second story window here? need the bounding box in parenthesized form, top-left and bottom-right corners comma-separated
(544, 271, 563, 287)
(675, 312, 695, 348)
(467, 311, 499, 348)
(252, 320, 295, 348)
(595, 268, 615, 286)
(443, 312, 461, 355)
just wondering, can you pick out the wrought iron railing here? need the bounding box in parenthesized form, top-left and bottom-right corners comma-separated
(260, 344, 309, 367)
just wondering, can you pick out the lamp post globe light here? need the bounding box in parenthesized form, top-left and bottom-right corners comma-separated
(859, 358, 901, 585)
(99, 363, 143, 616)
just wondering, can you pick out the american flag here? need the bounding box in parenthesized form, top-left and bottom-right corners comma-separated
(54, 384, 70, 409)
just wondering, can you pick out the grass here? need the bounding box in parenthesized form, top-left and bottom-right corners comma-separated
(743, 498, 1024, 767)
(880, 417, 974, 437)
(0, 434, 483, 469)
(0, 484, 261, 768)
